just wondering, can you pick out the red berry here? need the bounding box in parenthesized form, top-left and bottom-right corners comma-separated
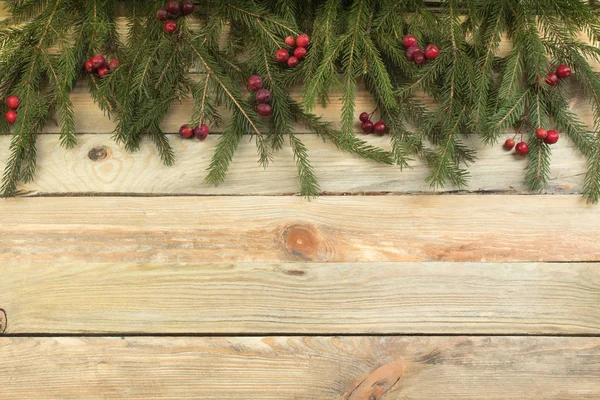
(287, 56, 299, 68)
(296, 34, 310, 48)
(179, 124, 193, 139)
(359, 112, 370, 122)
(181, 0, 194, 15)
(556, 64, 572, 79)
(91, 55, 106, 69)
(545, 130, 559, 144)
(293, 46, 307, 60)
(361, 120, 374, 134)
(5, 110, 17, 124)
(373, 121, 387, 136)
(97, 66, 110, 77)
(515, 142, 529, 155)
(194, 124, 209, 140)
(545, 72, 559, 86)
(406, 46, 422, 61)
(284, 36, 296, 47)
(504, 139, 515, 150)
(6, 95, 20, 110)
(247, 75, 263, 91)
(257, 103, 272, 116)
(157, 8, 169, 20)
(402, 34, 418, 47)
(166, 0, 181, 15)
(275, 48, 289, 63)
(256, 89, 272, 103)
(85, 59, 95, 73)
(414, 52, 426, 65)
(535, 128, 548, 140)
(108, 59, 120, 70)
(164, 20, 177, 33)
(424, 44, 439, 60)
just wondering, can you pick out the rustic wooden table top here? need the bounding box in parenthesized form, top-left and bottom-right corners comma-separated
(1, 10, 599, 400)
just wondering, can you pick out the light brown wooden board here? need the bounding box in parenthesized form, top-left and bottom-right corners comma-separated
(2, 79, 596, 134)
(1, 196, 599, 265)
(0, 134, 587, 195)
(1, 262, 598, 335)
(1, 336, 599, 399)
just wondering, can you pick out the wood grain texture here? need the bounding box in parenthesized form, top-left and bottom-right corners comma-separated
(1, 336, 599, 399)
(0, 196, 599, 265)
(0, 134, 586, 195)
(1, 262, 598, 335)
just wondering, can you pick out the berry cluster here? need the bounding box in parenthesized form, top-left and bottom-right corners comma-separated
(503, 128, 560, 156)
(4, 95, 20, 124)
(402, 35, 439, 65)
(247, 75, 273, 116)
(157, 0, 194, 33)
(545, 64, 572, 86)
(275, 34, 310, 68)
(85, 55, 119, 77)
(503, 139, 529, 155)
(179, 123, 210, 140)
(359, 111, 387, 136)
(535, 128, 560, 144)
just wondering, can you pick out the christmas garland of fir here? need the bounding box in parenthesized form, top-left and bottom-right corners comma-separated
(1, 0, 600, 202)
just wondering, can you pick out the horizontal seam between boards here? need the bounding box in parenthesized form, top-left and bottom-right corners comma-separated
(3, 333, 600, 338)
(8, 191, 582, 198)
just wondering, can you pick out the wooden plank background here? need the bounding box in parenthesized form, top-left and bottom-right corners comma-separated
(2, 336, 599, 399)
(1, 6, 599, 399)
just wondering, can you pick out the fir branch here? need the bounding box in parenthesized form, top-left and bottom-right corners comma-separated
(205, 117, 244, 185)
(471, 3, 504, 130)
(289, 133, 320, 197)
(225, 2, 299, 36)
(290, 101, 393, 165)
(187, 37, 272, 167)
(525, 89, 550, 191)
(426, 106, 469, 188)
(147, 124, 175, 167)
(526, 139, 552, 191)
(302, 0, 340, 82)
(550, 102, 594, 155)
(584, 136, 600, 203)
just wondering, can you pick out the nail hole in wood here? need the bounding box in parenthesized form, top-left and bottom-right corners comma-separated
(88, 146, 108, 161)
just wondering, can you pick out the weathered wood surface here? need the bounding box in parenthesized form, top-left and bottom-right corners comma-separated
(0, 134, 586, 195)
(1, 336, 599, 399)
(2, 7, 599, 398)
(0, 196, 599, 265)
(1, 262, 598, 335)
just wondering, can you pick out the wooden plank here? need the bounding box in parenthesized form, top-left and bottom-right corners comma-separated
(28, 81, 386, 133)
(9, 79, 596, 134)
(0, 196, 598, 265)
(1, 262, 599, 335)
(0, 134, 587, 195)
(1, 336, 599, 399)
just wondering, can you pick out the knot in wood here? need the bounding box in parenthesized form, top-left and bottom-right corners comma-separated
(346, 362, 404, 400)
(88, 146, 109, 161)
(282, 224, 320, 261)
(0, 308, 6, 333)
